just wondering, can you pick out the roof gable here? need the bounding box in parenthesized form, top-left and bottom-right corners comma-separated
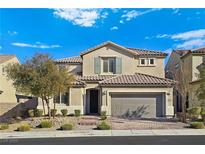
(0, 55, 16, 64)
(80, 41, 139, 57)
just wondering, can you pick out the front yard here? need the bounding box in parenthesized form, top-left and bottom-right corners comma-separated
(0, 115, 189, 132)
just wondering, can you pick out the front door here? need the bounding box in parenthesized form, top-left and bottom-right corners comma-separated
(90, 89, 99, 114)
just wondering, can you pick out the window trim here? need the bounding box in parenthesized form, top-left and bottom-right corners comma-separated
(54, 89, 70, 106)
(102, 57, 116, 74)
(139, 58, 146, 66)
(148, 58, 156, 66)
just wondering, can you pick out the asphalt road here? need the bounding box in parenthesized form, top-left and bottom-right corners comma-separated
(1, 136, 205, 145)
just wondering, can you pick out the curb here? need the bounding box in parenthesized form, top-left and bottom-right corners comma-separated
(1, 129, 205, 139)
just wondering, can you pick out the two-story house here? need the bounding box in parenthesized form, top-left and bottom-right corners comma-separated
(38, 41, 175, 118)
(165, 47, 205, 113)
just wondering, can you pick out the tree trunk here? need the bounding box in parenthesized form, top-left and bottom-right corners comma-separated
(41, 97, 46, 117)
(53, 99, 56, 119)
(45, 98, 51, 119)
(182, 96, 187, 123)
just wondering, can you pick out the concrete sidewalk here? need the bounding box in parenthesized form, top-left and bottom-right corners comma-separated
(1, 129, 205, 139)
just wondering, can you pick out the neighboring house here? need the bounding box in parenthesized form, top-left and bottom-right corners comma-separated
(38, 41, 175, 118)
(0, 55, 36, 119)
(165, 47, 205, 113)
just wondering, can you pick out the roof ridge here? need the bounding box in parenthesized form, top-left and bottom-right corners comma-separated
(126, 47, 163, 53)
(55, 56, 81, 61)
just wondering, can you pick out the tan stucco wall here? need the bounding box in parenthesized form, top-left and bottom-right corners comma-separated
(82, 45, 135, 76)
(38, 87, 85, 114)
(101, 87, 174, 117)
(136, 57, 165, 78)
(57, 63, 82, 75)
(82, 45, 165, 77)
(0, 57, 19, 103)
(192, 55, 203, 81)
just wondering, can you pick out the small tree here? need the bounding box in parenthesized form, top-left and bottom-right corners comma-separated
(6, 53, 74, 119)
(173, 60, 190, 123)
(196, 63, 205, 109)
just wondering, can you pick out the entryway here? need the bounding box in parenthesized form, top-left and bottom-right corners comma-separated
(86, 89, 99, 114)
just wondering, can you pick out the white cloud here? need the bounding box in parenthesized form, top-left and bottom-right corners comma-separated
(171, 29, 205, 40)
(110, 26, 118, 31)
(119, 20, 124, 24)
(53, 9, 108, 27)
(8, 31, 18, 35)
(11, 42, 61, 49)
(155, 29, 205, 49)
(172, 8, 181, 15)
(156, 34, 170, 39)
(121, 9, 161, 22)
(175, 39, 205, 49)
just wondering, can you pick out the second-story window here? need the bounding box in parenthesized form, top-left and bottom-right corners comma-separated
(149, 58, 155, 65)
(139, 58, 146, 66)
(102, 58, 115, 73)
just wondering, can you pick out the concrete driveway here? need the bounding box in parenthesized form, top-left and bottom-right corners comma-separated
(110, 117, 188, 130)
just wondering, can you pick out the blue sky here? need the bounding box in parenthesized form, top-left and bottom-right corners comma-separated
(0, 8, 205, 63)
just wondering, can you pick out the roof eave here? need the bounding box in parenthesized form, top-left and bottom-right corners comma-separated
(80, 41, 139, 57)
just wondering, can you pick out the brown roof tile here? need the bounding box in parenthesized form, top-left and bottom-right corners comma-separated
(55, 56, 82, 64)
(0, 55, 16, 64)
(99, 73, 175, 86)
(77, 75, 115, 82)
(127, 48, 168, 57)
(71, 79, 85, 87)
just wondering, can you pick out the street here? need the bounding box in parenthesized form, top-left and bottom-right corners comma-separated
(1, 135, 205, 145)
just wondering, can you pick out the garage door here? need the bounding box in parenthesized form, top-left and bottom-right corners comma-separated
(111, 93, 165, 118)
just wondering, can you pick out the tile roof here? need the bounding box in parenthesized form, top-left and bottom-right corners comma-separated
(71, 79, 85, 87)
(76, 75, 115, 82)
(175, 47, 205, 58)
(127, 48, 168, 57)
(174, 50, 190, 56)
(99, 73, 175, 86)
(55, 56, 82, 64)
(0, 55, 16, 64)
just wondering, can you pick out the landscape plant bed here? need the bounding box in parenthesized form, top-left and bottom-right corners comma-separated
(0, 116, 191, 132)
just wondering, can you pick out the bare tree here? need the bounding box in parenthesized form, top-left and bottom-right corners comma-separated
(173, 61, 190, 123)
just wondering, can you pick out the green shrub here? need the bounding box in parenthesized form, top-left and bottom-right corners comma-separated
(74, 110, 81, 117)
(34, 109, 43, 117)
(190, 122, 204, 129)
(17, 124, 30, 131)
(97, 121, 111, 130)
(60, 124, 73, 130)
(39, 121, 52, 128)
(51, 109, 57, 117)
(28, 110, 34, 117)
(0, 124, 9, 130)
(61, 109, 68, 116)
(68, 113, 74, 116)
(100, 111, 107, 120)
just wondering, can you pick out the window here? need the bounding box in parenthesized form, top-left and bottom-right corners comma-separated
(102, 58, 115, 73)
(149, 58, 155, 65)
(54, 92, 69, 105)
(139, 58, 146, 65)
